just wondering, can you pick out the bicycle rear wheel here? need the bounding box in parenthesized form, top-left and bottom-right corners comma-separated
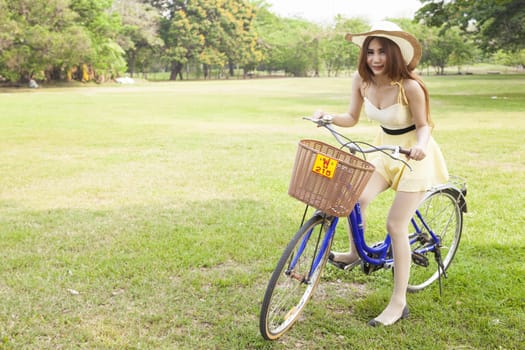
(259, 215, 334, 340)
(408, 188, 464, 292)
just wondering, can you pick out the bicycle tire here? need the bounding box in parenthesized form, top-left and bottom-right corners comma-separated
(259, 215, 333, 340)
(407, 188, 464, 292)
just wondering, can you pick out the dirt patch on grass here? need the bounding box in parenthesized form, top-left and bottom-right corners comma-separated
(315, 279, 369, 301)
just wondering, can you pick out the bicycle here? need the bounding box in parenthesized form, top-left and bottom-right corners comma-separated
(259, 117, 467, 340)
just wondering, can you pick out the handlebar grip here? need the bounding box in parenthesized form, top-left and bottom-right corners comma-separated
(399, 147, 411, 155)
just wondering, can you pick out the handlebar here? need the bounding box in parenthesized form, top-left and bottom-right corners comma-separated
(303, 116, 412, 168)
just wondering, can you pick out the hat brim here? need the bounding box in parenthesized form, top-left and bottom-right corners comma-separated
(346, 30, 422, 70)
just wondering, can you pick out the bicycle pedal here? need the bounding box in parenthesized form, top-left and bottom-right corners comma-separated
(412, 252, 429, 267)
(362, 262, 382, 275)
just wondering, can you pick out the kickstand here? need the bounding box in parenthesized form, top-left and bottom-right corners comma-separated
(435, 247, 447, 297)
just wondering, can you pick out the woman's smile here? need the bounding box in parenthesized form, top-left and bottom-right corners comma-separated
(367, 38, 387, 75)
(371, 64, 385, 73)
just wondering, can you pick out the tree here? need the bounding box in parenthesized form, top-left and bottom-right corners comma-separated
(251, 4, 280, 73)
(0, 0, 95, 82)
(158, 1, 205, 80)
(70, 0, 127, 80)
(154, 0, 260, 80)
(113, 0, 163, 77)
(280, 19, 320, 76)
(253, 7, 320, 77)
(492, 49, 525, 69)
(426, 27, 457, 74)
(320, 17, 367, 77)
(384, 19, 477, 75)
(0, 0, 128, 83)
(415, 0, 525, 52)
(220, 0, 262, 77)
(0, 0, 16, 51)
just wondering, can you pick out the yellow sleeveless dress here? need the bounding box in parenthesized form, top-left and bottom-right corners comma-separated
(363, 81, 449, 192)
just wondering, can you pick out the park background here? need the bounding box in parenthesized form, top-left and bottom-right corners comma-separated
(1, 0, 524, 349)
(0, 0, 524, 83)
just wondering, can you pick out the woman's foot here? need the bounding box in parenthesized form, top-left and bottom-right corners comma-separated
(328, 252, 361, 271)
(368, 304, 409, 327)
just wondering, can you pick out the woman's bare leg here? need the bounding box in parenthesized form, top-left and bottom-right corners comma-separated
(331, 171, 389, 264)
(370, 190, 426, 325)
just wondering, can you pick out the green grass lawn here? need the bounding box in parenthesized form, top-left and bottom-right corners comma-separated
(1, 75, 524, 349)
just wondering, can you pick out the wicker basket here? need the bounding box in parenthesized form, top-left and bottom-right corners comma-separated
(288, 139, 375, 217)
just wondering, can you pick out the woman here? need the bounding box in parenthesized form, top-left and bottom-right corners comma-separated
(314, 21, 448, 326)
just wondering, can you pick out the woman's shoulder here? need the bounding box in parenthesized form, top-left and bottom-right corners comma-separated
(352, 71, 364, 83)
(402, 78, 424, 97)
(402, 78, 421, 90)
(351, 72, 370, 101)
(352, 71, 368, 91)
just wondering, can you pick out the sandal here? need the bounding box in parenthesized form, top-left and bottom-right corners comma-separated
(328, 252, 361, 271)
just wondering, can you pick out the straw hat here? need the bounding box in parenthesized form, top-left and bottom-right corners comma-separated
(345, 21, 422, 70)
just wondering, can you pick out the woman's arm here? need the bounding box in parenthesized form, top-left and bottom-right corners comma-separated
(405, 79, 431, 161)
(314, 72, 363, 127)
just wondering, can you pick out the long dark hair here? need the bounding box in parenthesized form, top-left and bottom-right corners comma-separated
(358, 36, 432, 125)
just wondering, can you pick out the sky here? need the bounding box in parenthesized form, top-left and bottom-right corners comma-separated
(263, 0, 422, 24)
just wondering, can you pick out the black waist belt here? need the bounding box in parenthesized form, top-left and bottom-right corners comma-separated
(381, 124, 416, 135)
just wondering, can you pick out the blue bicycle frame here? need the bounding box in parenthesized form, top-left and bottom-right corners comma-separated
(288, 201, 442, 282)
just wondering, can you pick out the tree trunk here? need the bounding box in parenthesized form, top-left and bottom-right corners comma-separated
(203, 64, 209, 79)
(46, 67, 62, 81)
(170, 61, 183, 80)
(228, 60, 234, 77)
(129, 51, 136, 78)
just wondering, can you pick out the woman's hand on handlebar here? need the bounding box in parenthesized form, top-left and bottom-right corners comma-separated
(312, 110, 333, 125)
(303, 115, 413, 168)
(407, 145, 427, 161)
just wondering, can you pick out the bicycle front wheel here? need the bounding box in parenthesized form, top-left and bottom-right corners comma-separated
(408, 188, 464, 292)
(259, 215, 334, 340)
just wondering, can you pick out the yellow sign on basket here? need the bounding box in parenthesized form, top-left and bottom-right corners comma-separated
(312, 154, 338, 179)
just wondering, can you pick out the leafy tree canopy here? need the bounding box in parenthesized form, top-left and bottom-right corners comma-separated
(415, 0, 525, 52)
